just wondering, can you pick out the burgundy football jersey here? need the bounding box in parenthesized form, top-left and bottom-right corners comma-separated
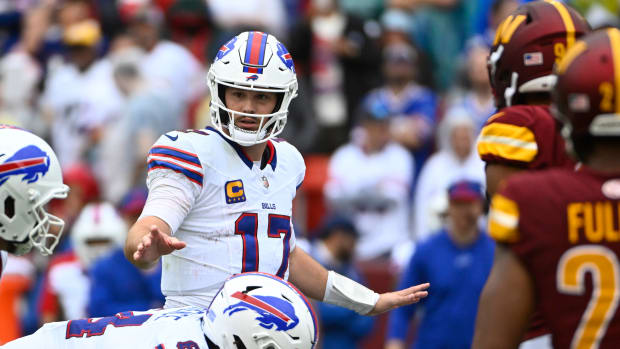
(489, 166, 620, 348)
(478, 105, 574, 169)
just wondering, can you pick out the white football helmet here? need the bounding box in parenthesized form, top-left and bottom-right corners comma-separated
(0, 126, 69, 255)
(203, 272, 318, 349)
(71, 202, 127, 268)
(207, 31, 298, 146)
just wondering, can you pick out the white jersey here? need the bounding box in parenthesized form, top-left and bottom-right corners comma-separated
(41, 58, 122, 167)
(141, 127, 305, 308)
(1, 307, 208, 349)
(0, 251, 6, 279)
(324, 141, 413, 260)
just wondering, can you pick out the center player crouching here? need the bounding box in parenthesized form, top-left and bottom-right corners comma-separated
(1, 273, 317, 349)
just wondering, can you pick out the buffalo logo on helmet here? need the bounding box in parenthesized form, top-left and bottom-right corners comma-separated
(215, 36, 238, 62)
(276, 42, 295, 73)
(246, 74, 259, 81)
(224, 291, 299, 331)
(0, 145, 50, 187)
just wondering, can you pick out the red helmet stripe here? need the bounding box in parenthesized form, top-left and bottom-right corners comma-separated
(546, 0, 576, 48)
(607, 28, 620, 114)
(230, 291, 291, 322)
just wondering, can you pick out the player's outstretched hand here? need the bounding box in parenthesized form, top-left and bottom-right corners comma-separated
(367, 283, 430, 316)
(133, 225, 186, 264)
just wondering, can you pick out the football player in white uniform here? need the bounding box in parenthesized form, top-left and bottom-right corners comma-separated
(125, 31, 429, 315)
(2, 272, 318, 349)
(0, 125, 69, 279)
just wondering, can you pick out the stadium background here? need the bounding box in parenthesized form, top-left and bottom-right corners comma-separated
(0, 0, 614, 348)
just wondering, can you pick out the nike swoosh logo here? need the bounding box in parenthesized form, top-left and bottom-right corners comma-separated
(0, 154, 4, 158)
(165, 134, 178, 141)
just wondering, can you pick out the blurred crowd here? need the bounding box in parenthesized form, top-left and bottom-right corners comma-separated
(0, 0, 615, 348)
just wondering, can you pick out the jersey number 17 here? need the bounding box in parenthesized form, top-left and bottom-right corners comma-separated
(235, 213, 292, 278)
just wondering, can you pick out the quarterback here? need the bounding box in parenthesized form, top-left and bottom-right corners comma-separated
(125, 31, 429, 315)
(2, 272, 318, 348)
(0, 125, 69, 279)
(474, 28, 620, 349)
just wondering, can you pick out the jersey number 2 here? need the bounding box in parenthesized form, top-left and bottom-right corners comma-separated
(235, 213, 291, 278)
(557, 245, 620, 349)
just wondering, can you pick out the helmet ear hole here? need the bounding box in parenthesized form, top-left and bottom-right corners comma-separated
(4, 196, 15, 219)
(233, 335, 248, 349)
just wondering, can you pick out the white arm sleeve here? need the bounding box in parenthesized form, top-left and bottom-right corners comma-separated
(323, 270, 380, 315)
(139, 170, 197, 234)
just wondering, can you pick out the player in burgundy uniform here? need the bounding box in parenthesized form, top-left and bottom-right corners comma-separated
(473, 28, 620, 349)
(476, 1, 590, 346)
(478, 0, 590, 196)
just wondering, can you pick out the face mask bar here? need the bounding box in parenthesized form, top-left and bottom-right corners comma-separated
(208, 71, 297, 146)
(27, 185, 69, 256)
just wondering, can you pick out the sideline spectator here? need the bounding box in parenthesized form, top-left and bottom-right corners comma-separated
(324, 106, 413, 261)
(124, 4, 204, 119)
(310, 215, 374, 349)
(362, 41, 437, 180)
(41, 19, 123, 167)
(38, 202, 126, 323)
(206, 0, 287, 39)
(413, 108, 485, 242)
(99, 44, 182, 204)
(445, 39, 494, 131)
(88, 194, 163, 317)
(386, 180, 493, 349)
(289, 0, 381, 153)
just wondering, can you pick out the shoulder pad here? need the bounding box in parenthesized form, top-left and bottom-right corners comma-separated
(477, 106, 544, 164)
(147, 131, 204, 187)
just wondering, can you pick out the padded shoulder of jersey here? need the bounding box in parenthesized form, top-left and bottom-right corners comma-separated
(478, 105, 553, 165)
(488, 167, 566, 244)
(147, 130, 207, 187)
(272, 138, 304, 168)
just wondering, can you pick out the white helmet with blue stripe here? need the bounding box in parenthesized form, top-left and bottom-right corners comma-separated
(203, 272, 318, 349)
(0, 125, 69, 255)
(207, 31, 298, 146)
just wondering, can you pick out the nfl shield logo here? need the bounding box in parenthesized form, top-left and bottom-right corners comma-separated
(262, 176, 269, 189)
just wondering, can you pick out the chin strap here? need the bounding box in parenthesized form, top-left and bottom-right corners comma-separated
(504, 72, 519, 107)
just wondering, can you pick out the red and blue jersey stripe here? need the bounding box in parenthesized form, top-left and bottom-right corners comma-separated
(149, 146, 202, 167)
(243, 31, 268, 74)
(147, 146, 203, 186)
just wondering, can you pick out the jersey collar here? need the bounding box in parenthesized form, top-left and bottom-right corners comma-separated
(206, 127, 277, 170)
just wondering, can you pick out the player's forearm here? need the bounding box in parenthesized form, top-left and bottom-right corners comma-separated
(288, 246, 328, 300)
(124, 216, 170, 268)
(288, 247, 380, 315)
(124, 221, 152, 268)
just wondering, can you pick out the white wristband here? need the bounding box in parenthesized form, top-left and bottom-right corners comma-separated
(322, 270, 380, 315)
